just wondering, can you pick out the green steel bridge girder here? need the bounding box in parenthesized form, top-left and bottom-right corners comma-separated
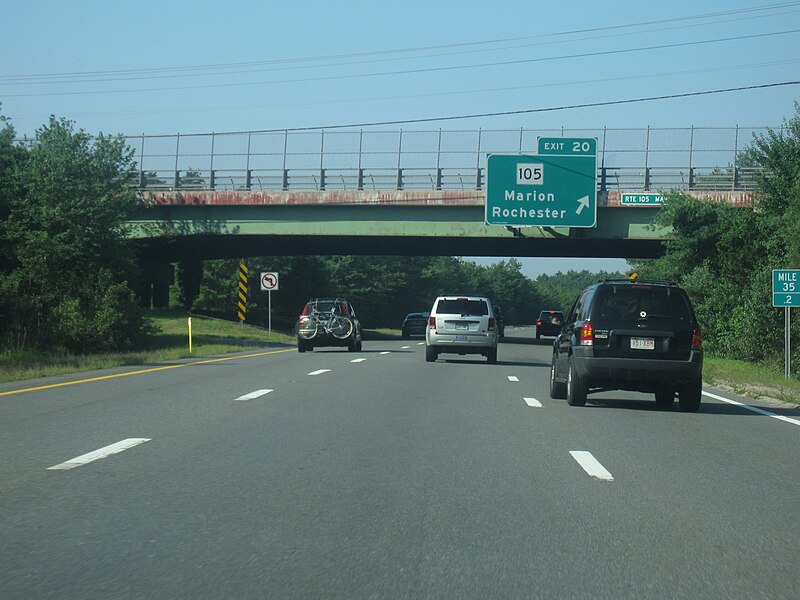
(129, 203, 670, 261)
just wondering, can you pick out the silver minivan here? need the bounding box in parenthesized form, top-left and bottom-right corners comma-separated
(425, 296, 499, 363)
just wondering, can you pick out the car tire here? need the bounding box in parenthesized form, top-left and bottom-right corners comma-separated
(298, 339, 312, 353)
(566, 357, 587, 406)
(487, 347, 498, 364)
(536, 331, 541, 339)
(425, 345, 438, 363)
(355, 337, 362, 352)
(678, 379, 702, 412)
(655, 389, 675, 408)
(550, 359, 567, 399)
(347, 336, 357, 352)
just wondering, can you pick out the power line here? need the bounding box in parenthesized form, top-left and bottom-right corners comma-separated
(233, 81, 800, 134)
(2, 1, 799, 84)
(3, 7, 798, 86)
(3, 29, 798, 98)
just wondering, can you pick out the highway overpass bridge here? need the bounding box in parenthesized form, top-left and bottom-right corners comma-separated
(124, 126, 761, 303)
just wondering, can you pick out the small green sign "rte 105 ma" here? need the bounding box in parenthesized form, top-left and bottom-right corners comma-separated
(486, 138, 597, 228)
(773, 269, 800, 307)
(621, 193, 665, 205)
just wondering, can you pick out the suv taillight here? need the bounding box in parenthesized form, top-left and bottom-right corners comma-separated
(691, 327, 702, 350)
(536, 320, 542, 326)
(428, 316, 436, 330)
(580, 322, 593, 346)
(488, 317, 495, 330)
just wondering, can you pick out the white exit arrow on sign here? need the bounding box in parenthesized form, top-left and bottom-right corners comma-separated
(575, 196, 590, 215)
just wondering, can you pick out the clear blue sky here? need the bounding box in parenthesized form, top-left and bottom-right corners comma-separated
(3, 0, 799, 276)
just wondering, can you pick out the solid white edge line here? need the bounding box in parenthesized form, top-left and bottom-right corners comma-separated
(235, 389, 273, 401)
(702, 391, 800, 426)
(308, 369, 331, 376)
(570, 451, 614, 481)
(351, 358, 367, 363)
(48, 438, 151, 471)
(524, 397, 543, 407)
(508, 376, 519, 382)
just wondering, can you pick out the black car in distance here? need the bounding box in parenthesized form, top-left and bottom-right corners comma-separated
(549, 279, 703, 411)
(536, 310, 564, 338)
(401, 312, 430, 338)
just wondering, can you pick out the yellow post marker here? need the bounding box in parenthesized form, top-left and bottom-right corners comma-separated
(188, 317, 193, 354)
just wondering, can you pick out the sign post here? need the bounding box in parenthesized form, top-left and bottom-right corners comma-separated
(260, 272, 280, 334)
(772, 269, 799, 380)
(486, 138, 597, 228)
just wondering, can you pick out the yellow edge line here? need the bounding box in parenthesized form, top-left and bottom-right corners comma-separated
(0, 348, 295, 397)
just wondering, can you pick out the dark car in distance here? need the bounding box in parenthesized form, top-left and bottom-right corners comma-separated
(401, 312, 430, 338)
(536, 310, 564, 338)
(295, 298, 362, 352)
(549, 279, 703, 411)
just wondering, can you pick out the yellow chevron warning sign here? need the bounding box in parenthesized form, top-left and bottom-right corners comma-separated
(237, 262, 249, 322)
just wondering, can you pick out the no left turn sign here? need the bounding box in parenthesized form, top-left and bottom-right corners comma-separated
(260, 272, 279, 291)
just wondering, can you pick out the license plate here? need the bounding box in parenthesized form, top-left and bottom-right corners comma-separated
(456, 335, 468, 341)
(631, 337, 655, 350)
(456, 323, 468, 330)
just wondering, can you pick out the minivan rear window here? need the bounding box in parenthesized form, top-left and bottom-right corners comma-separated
(436, 299, 489, 316)
(595, 287, 691, 322)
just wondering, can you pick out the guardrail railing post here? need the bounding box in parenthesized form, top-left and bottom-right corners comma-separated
(644, 167, 651, 191)
(174, 170, 180, 189)
(357, 168, 364, 190)
(138, 170, 145, 188)
(396, 168, 403, 190)
(435, 168, 442, 190)
(600, 167, 607, 192)
(210, 170, 216, 190)
(320, 168, 326, 190)
(688, 167, 695, 189)
(245, 170, 252, 191)
(733, 166, 740, 190)
(282, 169, 289, 191)
(476, 167, 482, 190)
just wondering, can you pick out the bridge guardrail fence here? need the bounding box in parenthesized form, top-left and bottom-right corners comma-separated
(19, 126, 775, 193)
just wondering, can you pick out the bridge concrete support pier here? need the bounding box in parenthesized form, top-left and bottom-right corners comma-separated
(137, 260, 174, 309)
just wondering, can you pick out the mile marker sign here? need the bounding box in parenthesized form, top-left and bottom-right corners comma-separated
(260, 272, 279, 291)
(486, 137, 597, 228)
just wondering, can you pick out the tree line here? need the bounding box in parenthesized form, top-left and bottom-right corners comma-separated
(1, 105, 798, 374)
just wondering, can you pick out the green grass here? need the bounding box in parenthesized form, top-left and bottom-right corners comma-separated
(704, 355, 800, 405)
(0, 310, 295, 384)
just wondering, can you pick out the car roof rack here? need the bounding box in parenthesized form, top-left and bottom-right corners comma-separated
(600, 278, 677, 286)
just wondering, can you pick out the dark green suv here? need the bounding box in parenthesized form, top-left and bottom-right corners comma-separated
(549, 279, 703, 411)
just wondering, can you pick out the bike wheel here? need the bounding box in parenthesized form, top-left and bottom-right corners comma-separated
(330, 316, 354, 339)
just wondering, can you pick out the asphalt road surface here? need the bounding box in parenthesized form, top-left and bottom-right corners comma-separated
(1, 326, 799, 599)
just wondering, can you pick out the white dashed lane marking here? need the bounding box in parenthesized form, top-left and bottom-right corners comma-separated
(48, 438, 151, 471)
(524, 397, 542, 407)
(703, 391, 800, 426)
(308, 369, 331, 376)
(235, 389, 273, 401)
(570, 451, 614, 481)
(351, 358, 367, 363)
(401, 346, 411, 349)
(380, 351, 391, 355)
(508, 376, 519, 382)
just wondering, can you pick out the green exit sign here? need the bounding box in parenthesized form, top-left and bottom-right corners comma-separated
(486, 138, 597, 228)
(621, 193, 665, 205)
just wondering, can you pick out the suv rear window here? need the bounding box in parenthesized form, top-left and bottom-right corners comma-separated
(435, 299, 489, 316)
(594, 286, 691, 322)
